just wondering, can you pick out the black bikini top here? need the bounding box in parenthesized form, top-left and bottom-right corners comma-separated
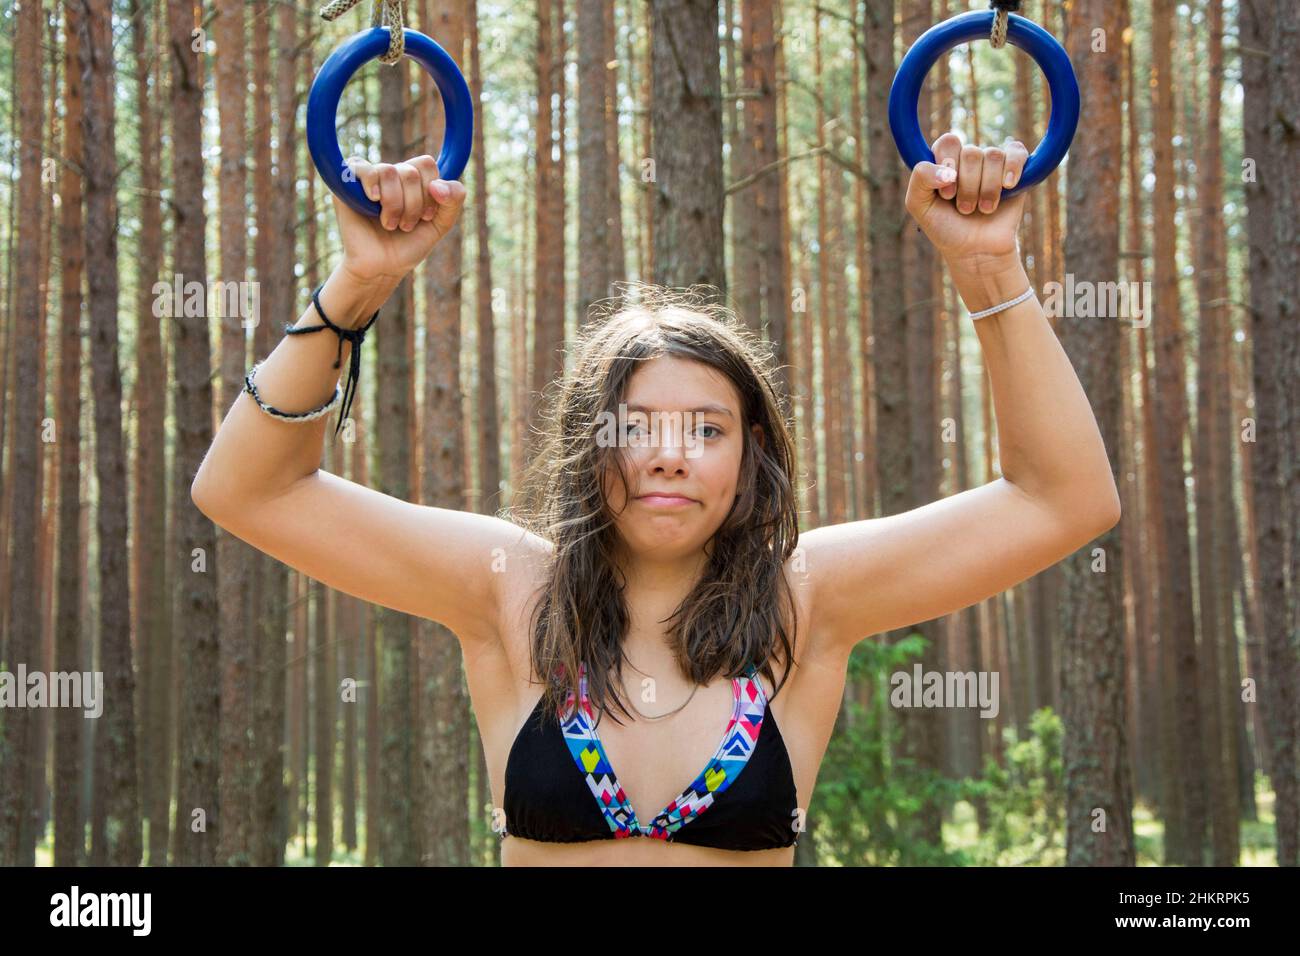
(501, 661, 800, 851)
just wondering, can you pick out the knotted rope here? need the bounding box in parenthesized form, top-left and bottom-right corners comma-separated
(320, 0, 407, 64)
(989, 0, 1021, 49)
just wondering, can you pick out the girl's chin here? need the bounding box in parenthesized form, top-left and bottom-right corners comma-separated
(622, 525, 718, 553)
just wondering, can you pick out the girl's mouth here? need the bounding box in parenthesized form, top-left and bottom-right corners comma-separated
(635, 494, 696, 508)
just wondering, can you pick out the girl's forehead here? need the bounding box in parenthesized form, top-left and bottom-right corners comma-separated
(624, 356, 739, 402)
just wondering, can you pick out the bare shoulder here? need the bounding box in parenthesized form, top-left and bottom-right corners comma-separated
(488, 525, 555, 688)
(763, 545, 849, 706)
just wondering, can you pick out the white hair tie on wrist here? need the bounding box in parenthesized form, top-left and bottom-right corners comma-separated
(968, 287, 1035, 320)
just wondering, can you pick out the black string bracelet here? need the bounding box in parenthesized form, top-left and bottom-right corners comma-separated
(283, 282, 380, 438)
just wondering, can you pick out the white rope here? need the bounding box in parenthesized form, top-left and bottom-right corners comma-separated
(320, 0, 406, 64)
(989, 1, 1023, 49)
(991, 9, 1009, 49)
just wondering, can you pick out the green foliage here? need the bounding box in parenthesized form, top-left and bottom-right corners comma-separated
(812, 632, 964, 866)
(957, 707, 1065, 866)
(1132, 800, 1165, 866)
(810, 626, 1073, 867)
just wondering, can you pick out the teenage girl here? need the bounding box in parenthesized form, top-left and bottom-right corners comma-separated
(193, 132, 1120, 867)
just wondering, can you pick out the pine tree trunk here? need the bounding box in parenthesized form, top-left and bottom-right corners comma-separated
(33, 9, 58, 852)
(291, 572, 307, 850)
(126, 0, 172, 869)
(422, 0, 473, 867)
(578, 0, 611, 318)
(1151, 0, 1207, 865)
(814, 10, 841, 526)
(795, 182, 820, 525)
(934, 0, 979, 780)
(732, 0, 758, 331)
(0, 0, 47, 869)
(1192, 0, 1241, 866)
(865, 0, 905, 522)
(650, 0, 725, 291)
(1224, 328, 1259, 823)
(850, 3, 876, 521)
(531, 0, 565, 449)
(1262, 0, 1300, 867)
(376, 59, 419, 866)
(1126, 5, 1172, 833)
(213, 0, 255, 867)
(313, 568, 334, 864)
(605, 0, 626, 286)
(75, 0, 139, 868)
(830, 155, 855, 520)
(1058, 0, 1134, 866)
(752, 0, 788, 396)
(167, 0, 218, 867)
(0, 41, 14, 651)
(466, 0, 495, 860)
(53, 0, 87, 869)
(640, 2, 654, 278)
(896, 0, 942, 852)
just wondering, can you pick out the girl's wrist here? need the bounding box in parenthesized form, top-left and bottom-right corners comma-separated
(945, 249, 1022, 276)
(338, 252, 410, 285)
(947, 254, 1031, 314)
(319, 262, 400, 329)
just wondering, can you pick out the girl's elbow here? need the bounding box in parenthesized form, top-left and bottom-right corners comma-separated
(1055, 477, 1121, 540)
(1091, 481, 1122, 534)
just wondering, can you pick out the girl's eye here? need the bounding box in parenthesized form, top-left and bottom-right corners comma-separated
(620, 421, 718, 441)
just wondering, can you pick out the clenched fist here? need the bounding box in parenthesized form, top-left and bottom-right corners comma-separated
(904, 130, 1029, 269)
(333, 154, 468, 283)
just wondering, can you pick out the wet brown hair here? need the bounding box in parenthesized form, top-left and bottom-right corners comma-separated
(502, 281, 802, 723)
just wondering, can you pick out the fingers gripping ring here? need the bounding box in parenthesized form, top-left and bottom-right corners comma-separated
(888, 11, 1079, 196)
(307, 27, 474, 217)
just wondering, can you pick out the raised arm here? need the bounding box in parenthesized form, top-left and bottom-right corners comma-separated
(191, 155, 541, 646)
(801, 132, 1121, 654)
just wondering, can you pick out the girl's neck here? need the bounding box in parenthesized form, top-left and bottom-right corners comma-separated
(615, 548, 709, 665)
(617, 548, 707, 601)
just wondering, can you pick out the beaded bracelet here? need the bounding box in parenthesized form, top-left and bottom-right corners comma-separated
(968, 287, 1036, 320)
(243, 360, 343, 423)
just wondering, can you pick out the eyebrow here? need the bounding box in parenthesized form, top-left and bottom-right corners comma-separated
(625, 403, 736, 419)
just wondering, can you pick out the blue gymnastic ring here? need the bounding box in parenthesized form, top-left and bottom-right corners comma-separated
(888, 11, 1079, 196)
(307, 27, 473, 217)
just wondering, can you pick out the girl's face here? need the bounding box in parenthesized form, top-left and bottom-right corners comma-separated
(601, 356, 762, 563)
